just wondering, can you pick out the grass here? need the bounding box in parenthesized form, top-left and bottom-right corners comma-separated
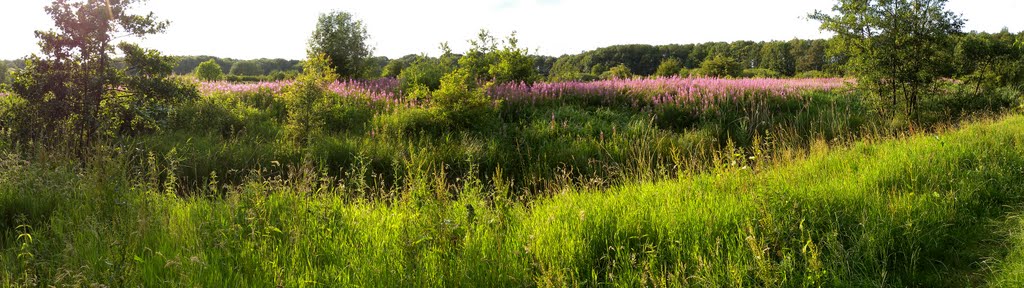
(135, 87, 875, 197)
(3, 111, 1024, 286)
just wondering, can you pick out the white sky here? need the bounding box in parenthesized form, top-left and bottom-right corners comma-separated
(1, 0, 1021, 60)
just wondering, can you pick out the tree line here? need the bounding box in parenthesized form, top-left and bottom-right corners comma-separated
(1, 0, 1023, 156)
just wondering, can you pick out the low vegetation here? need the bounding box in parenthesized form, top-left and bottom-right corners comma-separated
(2, 0, 1024, 286)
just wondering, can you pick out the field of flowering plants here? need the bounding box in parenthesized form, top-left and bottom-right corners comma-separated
(197, 76, 852, 109)
(7, 74, 1024, 287)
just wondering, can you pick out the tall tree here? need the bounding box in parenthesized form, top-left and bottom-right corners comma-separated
(9, 0, 196, 153)
(811, 0, 964, 118)
(759, 41, 794, 76)
(307, 11, 372, 79)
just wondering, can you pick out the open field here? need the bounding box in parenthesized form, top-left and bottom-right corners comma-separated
(2, 74, 1024, 286)
(2, 0, 1024, 286)
(2, 97, 1024, 286)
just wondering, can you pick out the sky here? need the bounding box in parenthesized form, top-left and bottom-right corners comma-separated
(0, 0, 1021, 60)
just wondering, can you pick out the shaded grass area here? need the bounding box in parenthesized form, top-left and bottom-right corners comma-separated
(2, 114, 1023, 286)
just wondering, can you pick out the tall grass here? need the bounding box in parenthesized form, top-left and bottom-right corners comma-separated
(2, 114, 1023, 286)
(139, 77, 871, 197)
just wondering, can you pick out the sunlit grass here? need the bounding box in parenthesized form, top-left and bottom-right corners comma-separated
(2, 113, 1022, 286)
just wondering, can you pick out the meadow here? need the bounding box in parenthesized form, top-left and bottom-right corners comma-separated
(146, 76, 864, 197)
(2, 72, 1024, 286)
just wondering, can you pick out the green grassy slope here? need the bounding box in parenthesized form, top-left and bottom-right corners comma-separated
(2, 114, 1023, 287)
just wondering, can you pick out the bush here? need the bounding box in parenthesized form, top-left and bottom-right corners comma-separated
(699, 54, 743, 78)
(398, 57, 447, 93)
(655, 58, 683, 77)
(487, 32, 538, 85)
(794, 70, 832, 78)
(229, 61, 263, 76)
(550, 72, 600, 82)
(372, 107, 446, 136)
(193, 59, 224, 81)
(431, 68, 498, 129)
(742, 68, 782, 78)
(283, 53, 339, 142)
(678, 68, 693, 77)
(600, 64, 633, 80)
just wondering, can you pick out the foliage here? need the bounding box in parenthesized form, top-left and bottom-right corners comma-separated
(954, 30, 1024, 98)
(229, 60, 263, 76)
(457, 30, 499, 83)
(381, 58, 410, 78)
(430, 68, 495, 128)
(282, 53, 338, 142)
(3, 112, 1024, 286)
(811, 0, 965, 118)
(699, 54, 743, 77)
(7, 0, 196, 151)
(174, 56, 302, 78)
(362, 56, 389, 79)
(0, 62, 8, 84)
(398, 56, 447, 93)
(654, 58, 683, 77)
(742, 68, 782, 78)
(193, 59, 224, 81)
(308, 10, 372, 79)
(600, 63, 633, 79)
(794, 70, 833, 79)
(487, 32, 538, 85)
(759, 41, 794, 76)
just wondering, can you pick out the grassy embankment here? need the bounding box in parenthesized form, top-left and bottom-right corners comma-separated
(2, 106, 1023, 286)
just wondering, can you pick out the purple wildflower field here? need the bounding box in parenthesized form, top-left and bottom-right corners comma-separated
(198, 76, 852, 109)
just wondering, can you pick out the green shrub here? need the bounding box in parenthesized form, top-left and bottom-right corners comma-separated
(398, 57, 447, 92)
(283, 53, 338, 142)
(655, 58, 683, 77)
(193, 59, 224, 81)
(487, 32, 538, 85)
(742, 68, 782, 78)
(550, 72, 600, 82)
(372, 107, 446, 136)
(794, 70, 832, 78)
(600, 64, 633, 80)
(431, 68, 498, 129)
(678, 67, 693, 77)
(699, 54, 743, 78)
(229, 61, 263, 76)
(167, 97, 244, 137)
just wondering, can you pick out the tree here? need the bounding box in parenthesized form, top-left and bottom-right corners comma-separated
(8, 0, 197, 153)
(699, 54, 743, 78)
(431, 67, 492, 128)
(954, 31, 1024, 97)
(308, 10, 372, 79)
(759, 41, 794, 76)
(283, 53, 337, 142)
(458, 29, 499, 84)
(362, 56, 389, 79)
(601, 64, 633, 79)
(229, 61, 263, 76)
(381, 54, 418, 78)
(194, 59, 224, 81)
(655, 58, 683, 77)
(398, 56, 447, 93)
(487, 32, 538, 85)
(811, 0, 964, 118)
(0, 62, 8, 84)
